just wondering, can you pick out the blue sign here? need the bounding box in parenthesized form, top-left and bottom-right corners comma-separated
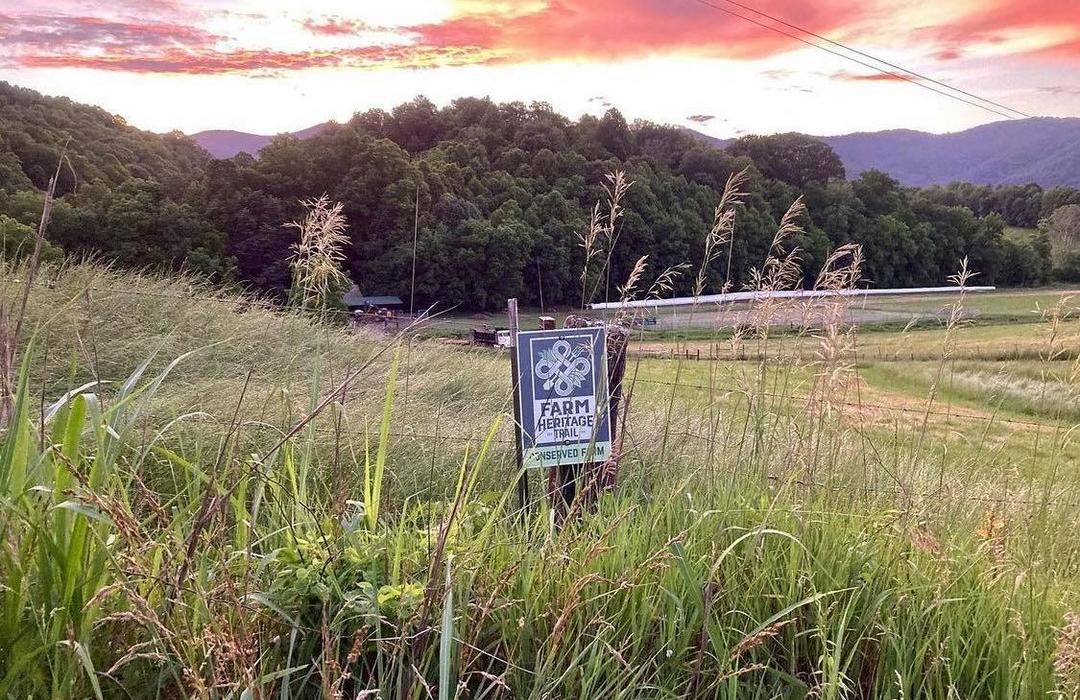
(514, 327, 611, 469)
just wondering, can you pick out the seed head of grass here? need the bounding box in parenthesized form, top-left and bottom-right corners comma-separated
(647, 263, 690, 300)
(602, 170, 632, 245)
(694, 167, 749, 298)
(580, 171, 632, 306)
(730, 619, 793, 661)
(1055, 612, 1080, 695)
(617, 255, 649, 303)
(579, 202, 603, 285)
(288, 195, 350, 310)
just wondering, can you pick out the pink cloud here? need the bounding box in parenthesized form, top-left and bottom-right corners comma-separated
(407, 0, 875, 62)
(17, 44, 500, 74)
(0, 13, 220, 50)
(831, 70, 907, 82)
(1, 0, 1077, 75)
(0, 0, 875, 74)
(913, 0, 1080, 60)
(933, 48, 963, 61)
(301, 16, 385, 36)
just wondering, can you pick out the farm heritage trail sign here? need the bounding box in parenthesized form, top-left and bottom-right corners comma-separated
(514, 327, 612, 469)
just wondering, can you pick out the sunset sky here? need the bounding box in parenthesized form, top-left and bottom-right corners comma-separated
(1, 0, 1078, 137)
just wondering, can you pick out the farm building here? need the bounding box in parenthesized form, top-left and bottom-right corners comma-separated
(341, 287, 403, 312)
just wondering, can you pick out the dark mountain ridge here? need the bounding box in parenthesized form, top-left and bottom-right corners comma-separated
(687, 117, 1080, 187)
(191, 123, 331, 159)
(821, 117, 1080, 187)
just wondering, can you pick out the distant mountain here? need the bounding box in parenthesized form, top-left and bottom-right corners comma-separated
(192, 122, 330, 158)
(690, 117, 1080, 187)
(683, 128, 731, 150)
(822, 118, 1080, 187)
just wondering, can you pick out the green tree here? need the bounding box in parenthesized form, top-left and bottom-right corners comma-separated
(998, 228, 1052, 286)
(1042, 204, 1080, 252)
(0, 213, 62, 262)
(728, 133, 845, 188)
(1053, 251, 1080, 282)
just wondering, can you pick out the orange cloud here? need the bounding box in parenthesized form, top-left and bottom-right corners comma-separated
(409, 0, 873, 62)
(1, 0, 1078, 75)
(17, 45, 500, 74)
(911, 0, 1080, 59)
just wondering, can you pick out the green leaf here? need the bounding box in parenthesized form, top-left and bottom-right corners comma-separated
(439, 559, 454, 700)
(53, 500, 111, 525)
(68, 640, 103, 700)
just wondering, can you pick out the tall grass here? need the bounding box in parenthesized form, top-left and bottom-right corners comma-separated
(1, 256, 1079, 697)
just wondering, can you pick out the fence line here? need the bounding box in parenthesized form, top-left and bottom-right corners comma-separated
(628, 345, 1079, 363)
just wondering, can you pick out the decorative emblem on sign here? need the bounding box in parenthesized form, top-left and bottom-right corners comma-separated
(535, 339, 591, 396)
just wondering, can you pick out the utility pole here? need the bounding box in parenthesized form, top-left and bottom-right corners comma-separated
(409, 182, 419, 318)
(536, 259, 545, 314)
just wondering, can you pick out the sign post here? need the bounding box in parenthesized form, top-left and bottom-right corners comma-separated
(507, 299, 529, 514)
(513, 327, 612, 473)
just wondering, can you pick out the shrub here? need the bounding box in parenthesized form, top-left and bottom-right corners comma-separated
(0, 213, 62, 263)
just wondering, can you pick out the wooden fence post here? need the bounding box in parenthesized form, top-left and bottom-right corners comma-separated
(507, 298, 529, 515)
(547, 315, 628, 525)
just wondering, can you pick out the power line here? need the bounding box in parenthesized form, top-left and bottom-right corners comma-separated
(702, 0, 1032, 119)
(686, 0, 1029, 121)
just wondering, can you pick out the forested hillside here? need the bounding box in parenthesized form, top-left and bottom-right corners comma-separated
(1, 83, 1072, 309)
(0, 82, 207, 195)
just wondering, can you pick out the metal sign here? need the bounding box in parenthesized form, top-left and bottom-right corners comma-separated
(514, 327, 611, 469)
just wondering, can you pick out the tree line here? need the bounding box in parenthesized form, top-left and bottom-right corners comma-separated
(1, 82, 1074, 309)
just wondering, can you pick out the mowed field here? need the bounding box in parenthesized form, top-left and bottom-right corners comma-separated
(438, 286, 1079, 337)
(4, 264, 1080, 697)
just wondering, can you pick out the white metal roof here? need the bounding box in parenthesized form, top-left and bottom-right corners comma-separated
(589, 286, 996, 310)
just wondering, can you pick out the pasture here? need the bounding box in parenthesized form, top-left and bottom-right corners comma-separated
(1, 262, 1079, 698)
(437, 286, 1079, 340)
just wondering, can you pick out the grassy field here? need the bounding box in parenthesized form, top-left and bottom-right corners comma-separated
(857, 286, 1076, 317)
(438, 287, 1080, 344)
(2, 262, 1079, 698)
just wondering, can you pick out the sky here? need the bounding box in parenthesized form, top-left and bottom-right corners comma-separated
(0, 0, 1078, 137)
